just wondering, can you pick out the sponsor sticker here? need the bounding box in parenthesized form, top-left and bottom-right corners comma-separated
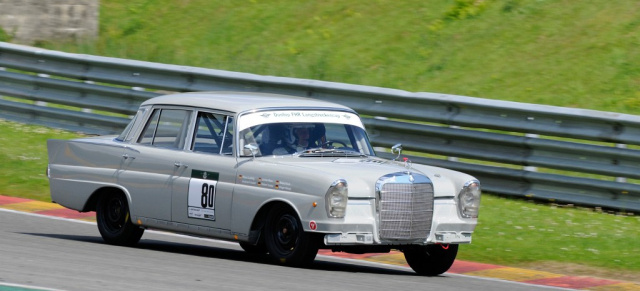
(237, 110, 364, 131)
(238, 174, 292, 191)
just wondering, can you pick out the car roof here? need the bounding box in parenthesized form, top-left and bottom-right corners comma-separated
(141, 91, 354, 114)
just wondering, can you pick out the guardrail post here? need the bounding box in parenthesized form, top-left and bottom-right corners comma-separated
(35, 73, 50, 107)
(524, 133, 539, 172)
(447, 125, 460, 162)
(615, 143, 627, 183)
(81, 80, 96, 113)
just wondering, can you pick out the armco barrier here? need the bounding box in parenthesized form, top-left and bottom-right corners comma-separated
(1, 42, 639, 211)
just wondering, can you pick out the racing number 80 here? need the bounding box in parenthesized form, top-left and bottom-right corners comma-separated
(201, 183, 215, 208)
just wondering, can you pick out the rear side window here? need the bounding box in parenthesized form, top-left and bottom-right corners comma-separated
(138, 108, 192, 149)
(192, 111, 234, 155)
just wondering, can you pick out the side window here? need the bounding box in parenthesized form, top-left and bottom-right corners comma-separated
(138, 109, 191, 149)
(192, 112, 234, 155)
(138, 109, 160, 145)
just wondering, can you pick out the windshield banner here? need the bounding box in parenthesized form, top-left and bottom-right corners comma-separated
(238, 110, 364, 130)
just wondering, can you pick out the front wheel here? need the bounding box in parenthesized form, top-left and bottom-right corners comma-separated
(404, 244, 458, 276)
(96, 192, 144, 246)
(264, 204, 318, 266)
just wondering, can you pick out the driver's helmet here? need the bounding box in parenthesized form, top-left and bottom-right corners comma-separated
(285, 123, 315, 145)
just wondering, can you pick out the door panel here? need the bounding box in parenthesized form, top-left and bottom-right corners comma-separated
(170, 112, 236, 230)
(170, 152, 236, 230)
(119, 108, 192, 221)
(118, 145, 181, 221)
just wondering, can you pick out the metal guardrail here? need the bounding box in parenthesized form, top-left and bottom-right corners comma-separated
(1, 42, 639, 212)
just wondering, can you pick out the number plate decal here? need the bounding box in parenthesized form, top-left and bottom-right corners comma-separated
(188, 170, 219, 221)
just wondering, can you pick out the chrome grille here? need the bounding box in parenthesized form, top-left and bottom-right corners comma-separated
(379, 181, 434, 240)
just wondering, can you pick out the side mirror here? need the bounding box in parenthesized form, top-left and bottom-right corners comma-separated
(391, 143, 402, 161)
(244, 144, 259, 159)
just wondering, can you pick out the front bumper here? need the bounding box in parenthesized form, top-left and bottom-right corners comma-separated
(314, 198, 476, 246)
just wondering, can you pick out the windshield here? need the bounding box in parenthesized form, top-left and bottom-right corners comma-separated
(238, 122, 375, 157)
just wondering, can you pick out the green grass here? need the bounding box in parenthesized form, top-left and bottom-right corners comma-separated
(0, 119, 83, 201)
(459, 195, 640, 274)
(44, 0, 640, 115)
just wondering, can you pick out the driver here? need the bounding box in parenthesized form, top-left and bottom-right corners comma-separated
(291, 126, 311, 152)
(272, 124, 317, 154)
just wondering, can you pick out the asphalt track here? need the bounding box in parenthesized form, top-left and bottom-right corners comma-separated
(0, 196, 638, 291)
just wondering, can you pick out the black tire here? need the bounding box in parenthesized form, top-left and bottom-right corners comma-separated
(96, 192, 144, 246)
(264, 204, 318, 266)
(239, 240, 268, 254)
(404, 244, 459, 276)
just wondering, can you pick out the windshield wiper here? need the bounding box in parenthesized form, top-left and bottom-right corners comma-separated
(297, 148, 367, 157)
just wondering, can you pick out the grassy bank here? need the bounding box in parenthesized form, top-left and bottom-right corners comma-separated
(0, 120, 81, 201)
(44, 0, 640, 115)
(461, 195, 639, 281)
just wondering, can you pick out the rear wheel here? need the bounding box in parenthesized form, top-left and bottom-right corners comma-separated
(404, 244, 458, 276)
(264, 204, 318, 266)
(96, 192, 144, 246)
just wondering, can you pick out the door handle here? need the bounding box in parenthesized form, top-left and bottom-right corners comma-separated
(122, 154, 135, 160)
(174, 162, 188, 168)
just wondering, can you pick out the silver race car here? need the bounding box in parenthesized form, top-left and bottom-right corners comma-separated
(47, 91, 481, 275)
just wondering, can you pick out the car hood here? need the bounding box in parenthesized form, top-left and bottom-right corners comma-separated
(242, 156, 465, 198)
